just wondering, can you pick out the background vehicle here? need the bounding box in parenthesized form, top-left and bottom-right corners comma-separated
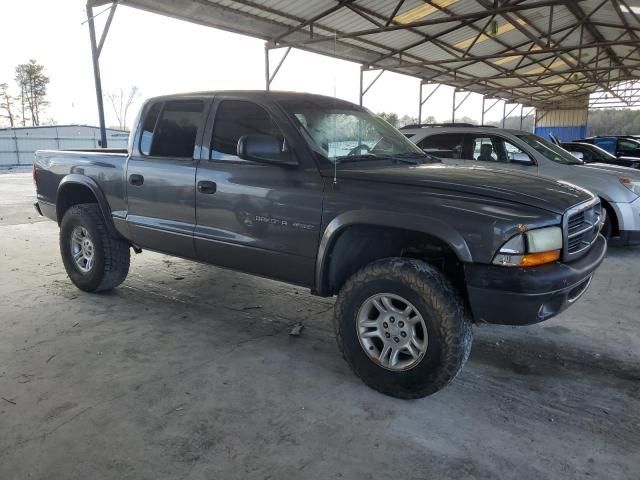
(34, 92, 606, 398)
(576, 135, 640, 159)
(559, 141, 640, 169)
(403, 125, 640, 244)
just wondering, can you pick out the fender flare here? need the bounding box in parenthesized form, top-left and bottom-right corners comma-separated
(314, 210, 472, 295)
(57, 174, 120, 238)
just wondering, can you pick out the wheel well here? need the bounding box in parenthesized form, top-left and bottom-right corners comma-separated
(324, 225, 466, 297)
(56, 184, 98, 224)
(600, 198, 619, 236)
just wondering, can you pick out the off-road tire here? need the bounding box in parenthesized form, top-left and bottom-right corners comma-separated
(60, 203, 130, 292)
(334, 257, 472, 399)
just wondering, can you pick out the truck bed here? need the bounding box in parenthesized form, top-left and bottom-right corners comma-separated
(33, 149, 129, 222)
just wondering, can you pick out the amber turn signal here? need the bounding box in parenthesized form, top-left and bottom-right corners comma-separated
(520, 250, 560, 267)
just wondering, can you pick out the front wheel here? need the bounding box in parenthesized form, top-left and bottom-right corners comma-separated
(60, 203, 130, 292)
(334, 258, 472, 399)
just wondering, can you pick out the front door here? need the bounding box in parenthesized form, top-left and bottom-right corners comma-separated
(126, 98, 208, 258)
(194, 98, 324, 287)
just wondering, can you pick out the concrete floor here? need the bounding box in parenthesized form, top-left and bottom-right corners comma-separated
(1, 172, 639, 480)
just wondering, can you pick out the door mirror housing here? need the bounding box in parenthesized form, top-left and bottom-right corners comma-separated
(237, 134, 297, 167)
(509, 152, 534, 165)
(570, 151, 584, 160)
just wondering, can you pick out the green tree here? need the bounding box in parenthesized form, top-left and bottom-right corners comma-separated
(587, 108, 640, 136)
(15, 59, 49, 126)
(0, 83, 17, 127)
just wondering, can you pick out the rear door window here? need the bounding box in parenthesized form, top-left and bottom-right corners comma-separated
(210, 100, 282, 160)
(619, 139, 639, 153)
(148, 100, 204, 158)
(418, 133, 465, 158)
(470, 136, 499, 162)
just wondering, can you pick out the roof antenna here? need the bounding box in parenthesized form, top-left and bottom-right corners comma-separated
(333, 29, 338, 186)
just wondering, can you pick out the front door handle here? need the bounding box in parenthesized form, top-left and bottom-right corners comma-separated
(129, 174, 144, 186)
(197, 180, 217, 194)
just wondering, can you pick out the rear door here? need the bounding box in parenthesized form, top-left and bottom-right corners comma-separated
(617, 138, 640, 158)
(193, 97, 324, 287)
(125, 98, 208, 258)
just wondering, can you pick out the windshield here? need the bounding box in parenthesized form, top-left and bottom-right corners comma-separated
(517, 134, 584, 165)
(280, 98, 426, 163)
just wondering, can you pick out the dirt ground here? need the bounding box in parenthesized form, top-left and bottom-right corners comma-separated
(1, 172, 639, 480)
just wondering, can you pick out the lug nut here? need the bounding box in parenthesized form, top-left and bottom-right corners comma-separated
(400, 331, 407, 338)
(398, 321, 404, 327)
(383, 322, 388, 328)
(390, 317, 395, 323)
(385, 332, 391, 338)
(394, 337, 400, 343)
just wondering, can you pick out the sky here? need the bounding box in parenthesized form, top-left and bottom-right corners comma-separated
(0, 0, 505, 129)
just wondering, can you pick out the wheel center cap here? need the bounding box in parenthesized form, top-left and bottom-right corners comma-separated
(388, 322, 400, 336)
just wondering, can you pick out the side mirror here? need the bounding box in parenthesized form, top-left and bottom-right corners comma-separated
(510, 152, 533, 164)
(237, 134, 297, 167)
(570, 151, 584, 160)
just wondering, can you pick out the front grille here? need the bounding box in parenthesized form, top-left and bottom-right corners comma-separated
(563, 198, 602, 261)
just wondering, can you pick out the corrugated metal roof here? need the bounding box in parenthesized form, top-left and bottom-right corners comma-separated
(91, 0, 640, 108)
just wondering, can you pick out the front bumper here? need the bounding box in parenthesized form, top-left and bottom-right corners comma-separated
(464, 234, 607, 325)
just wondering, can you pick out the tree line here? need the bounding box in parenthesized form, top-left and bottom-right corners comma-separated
(0, 59, 50, 127)
(377, 108, 640, 136)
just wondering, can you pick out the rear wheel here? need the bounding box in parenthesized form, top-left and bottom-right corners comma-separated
(334, 257, 472, 399)
(60, 203, 130, 292)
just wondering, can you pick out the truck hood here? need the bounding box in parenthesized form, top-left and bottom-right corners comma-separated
(329, 163, 592, 214)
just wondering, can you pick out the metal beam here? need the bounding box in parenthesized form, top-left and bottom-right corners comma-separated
(265, 46, 291, 89)
(97, 2, 118, 57)
(418, 82, 441, 124)
(481, 97, 501, 125)
(274, 0, 578, 47)
(452, 89, 472, 123)
(86, 2, 108, 148)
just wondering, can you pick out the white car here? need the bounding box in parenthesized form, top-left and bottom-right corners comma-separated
(402, 125, 640, 245)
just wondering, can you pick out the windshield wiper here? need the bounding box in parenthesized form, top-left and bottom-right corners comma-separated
(334, 154, 385, 164)
(334, 152, 433, 165)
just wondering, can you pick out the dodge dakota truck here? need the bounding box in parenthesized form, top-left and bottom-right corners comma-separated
(33, 91, 607, 398)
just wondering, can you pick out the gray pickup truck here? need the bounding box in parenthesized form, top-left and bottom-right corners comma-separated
(34, 91, 606, 398)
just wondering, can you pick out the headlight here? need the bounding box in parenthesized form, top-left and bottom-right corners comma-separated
(620, 177, 640, 196)
(493, 226, 562, 267)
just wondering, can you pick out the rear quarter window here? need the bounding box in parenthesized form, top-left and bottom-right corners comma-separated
(418, 133, 465, 158)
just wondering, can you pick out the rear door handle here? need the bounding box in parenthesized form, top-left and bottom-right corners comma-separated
(129, 174, 144, 186)
(197, 180, 217, 194)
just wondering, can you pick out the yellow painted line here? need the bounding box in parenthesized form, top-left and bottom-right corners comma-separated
(394, 0, 458, 24)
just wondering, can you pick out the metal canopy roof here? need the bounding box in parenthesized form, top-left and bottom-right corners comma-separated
(90, 0, 640, 109)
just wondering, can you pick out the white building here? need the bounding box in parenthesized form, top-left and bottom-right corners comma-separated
(0, 125, 129, 167)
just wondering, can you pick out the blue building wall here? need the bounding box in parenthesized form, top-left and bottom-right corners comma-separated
(534, 125, 587, 142)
